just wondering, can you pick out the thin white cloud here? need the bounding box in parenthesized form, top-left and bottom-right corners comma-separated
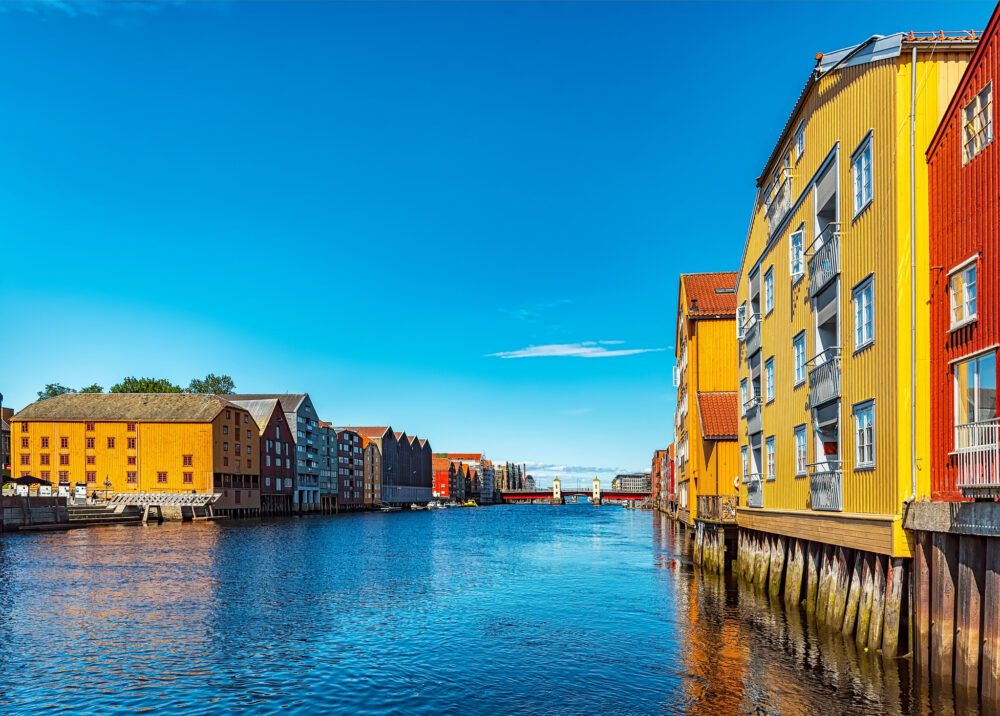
(2, 0, 170, 17)
(489, 341, 665, 359)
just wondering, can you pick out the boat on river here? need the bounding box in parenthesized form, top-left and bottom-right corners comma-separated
(462, 500, 479, 508)
(379, 504, 402, 513)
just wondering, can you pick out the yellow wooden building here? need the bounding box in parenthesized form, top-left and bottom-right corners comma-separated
(734, 33, 976, 558)
(673, 272, 741, 525)
(11, 393, 261, 515)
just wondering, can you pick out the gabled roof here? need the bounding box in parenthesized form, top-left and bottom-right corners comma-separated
(432, 457, 454, 472)
(438, 452, 482, 461)
(697, 392, 739, 441)
(15, 393, 238, 423)
(228, 398, 285, 437)
(680, 272, 739, 318)
(341, 426, 393, 440)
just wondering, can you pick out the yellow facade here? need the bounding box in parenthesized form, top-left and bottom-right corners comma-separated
(674, 273, 740, 525)
(734, 36, 975, 557)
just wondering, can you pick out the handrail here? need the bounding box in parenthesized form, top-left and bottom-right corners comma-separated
(805, 222, 842, 256)
(806, 346, 842, 368)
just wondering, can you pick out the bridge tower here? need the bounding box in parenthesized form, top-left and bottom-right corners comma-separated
(591, 477, 602, 505)
(551, 478, 564, 505)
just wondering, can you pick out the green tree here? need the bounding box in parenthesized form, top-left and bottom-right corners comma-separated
(110, 377, 182, 394)
(37, 383, 76, 400)
(188, 373, 236, 395)
(78, 383, 104, 393)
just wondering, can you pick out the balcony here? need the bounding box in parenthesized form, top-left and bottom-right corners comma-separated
(809, 465, 843, 511)
(765, 170, 793, 231)
(696, 494, 739, 522)
(743, 313, 761, 356)
(744, 398, 762, 435)
(807, 225, 841, 297)
(955, 419, 1000, 497)
(807, 349, 841, 408)
(746, 473, 764, 508)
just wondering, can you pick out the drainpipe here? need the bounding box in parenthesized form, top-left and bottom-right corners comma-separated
(909, 45, 918, 504)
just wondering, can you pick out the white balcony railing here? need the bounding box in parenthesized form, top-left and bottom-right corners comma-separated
(744, 312, 762, 356)
(807, 348, 841, 408)
(807, 224, 841, 297)
(955, 419, 1000, 496)
(764, 169, 793, 231)
(746, 473, 764, 508)
(744, 397, 762, 435)
(809, 464, 843, 511)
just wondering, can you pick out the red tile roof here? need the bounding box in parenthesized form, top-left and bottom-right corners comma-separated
(432, 457, 454, 472)
(697, 392, 739, 440)
(681, 272, 738, 318)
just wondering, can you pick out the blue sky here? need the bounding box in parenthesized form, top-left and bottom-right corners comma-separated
(1, 0, 992, 484)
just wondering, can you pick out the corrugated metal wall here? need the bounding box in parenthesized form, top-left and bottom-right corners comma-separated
(929, 34, 1000, 500)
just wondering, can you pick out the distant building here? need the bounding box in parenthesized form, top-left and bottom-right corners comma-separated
(229, 397, 295, 515)
(318, 422, 338, 512)
(342, 427, 432, 504)
(362, 440, 382, 506)
(1, 393, 11, 474)
(432, 456, 455, 499)
(524, 475, 535, 490)
(12, 393, 261, 516)
(611, 473, 651, 492)
(436, 453, 491, 501)
(227, 394, 322, 512)
(495, 462, 525, 490)
(336, 428, 365, 510)
(480, 459, 495, 503)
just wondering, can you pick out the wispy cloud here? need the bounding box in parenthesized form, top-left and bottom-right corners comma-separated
(2, 0, 172, 17)
(489, 341, 665, 359)
(500, 299, 572, 324)
(524, 463, 623, 476)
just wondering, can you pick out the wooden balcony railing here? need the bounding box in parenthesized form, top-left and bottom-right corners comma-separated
(696, 494, 739, 522)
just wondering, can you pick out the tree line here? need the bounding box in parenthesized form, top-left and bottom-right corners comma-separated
(36, 373, 236, 400)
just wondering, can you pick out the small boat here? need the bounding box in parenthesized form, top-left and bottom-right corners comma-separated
(427, 501, 441, 510)
(462, 500, 479, 508)
(410, 503, 428, 510)
(380, 505, 402, 513)
(445, 501, 459, 509)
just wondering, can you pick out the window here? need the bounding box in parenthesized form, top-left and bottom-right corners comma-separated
(285, 478, 292, 488)
(59, 454, 69, 466)
(107, 437, 116, 449)
(852, 134, 874, 215)
(853, 276, 875, 349)
(954, 351, 997, 427)
(765, 358, 775, 403)
(86, 455, 95, 465)
(765, 437, 776, 481)
(736, 304, 746, 340)
(60, 437, 68, 449)
(226, 409, 231, 420)
(20, 437, 28, 449)
(244, 414, 249, 424)
(853, 401, 875, 468)
(40, 471, 50, 481)
(764, 268, 774, 315)
(964, 83, 993, 163)
(794, 425, 807, 476)
(741, 445, 748, 479)
(123, 437, 134, 450)
(85, 422, 95, 432)
(40, 454, 50, 466)
(19, 454, 29, 466)
(183, 455, 193, 467)
(128, 456, 136, 465)
(949, 259, 978, 329)
(223, 442, 229, 452)
(789, 228, 805, 279)
(157, 471, 167, 484)
(793, 332, 806, 386)
(246, 445, 252, 455)
(795, 120, 805, 160)
(86, 437, 95, 449)
(739, 380, 748, 413)
(127, 472, 137, 484)
(86, 472, 96, 484)
(223, 425, 229, 435)
(183, 472, 193, 484)
(127, 422, 136, 432)
(40, 437, 48, 449)
(58, 471, 69, 482)
(223, 457, 229, 467)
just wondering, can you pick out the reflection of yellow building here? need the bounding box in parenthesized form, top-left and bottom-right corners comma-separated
(673, 272, 741, 525)
(734, 33, 976, 557)
(12, 393, 260, 510)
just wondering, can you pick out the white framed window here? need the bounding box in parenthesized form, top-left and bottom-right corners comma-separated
(741, 445, 748, 481)
(949, 258, 978, 329)
(789, 227, 805, 279)
(794, 425, 807, 476)
(740, 379, 748, 414)
(795, 120, 805, 161)
(764, 268, 774, 315)
(765, 436, 776, 481)
(852, 133, 874, 216)
(853, 276, 874, 349)
(853, 401, 875, 469)
(736, 304, 746, 340)
(963, 82, 993, 164)
(765, 357, 775, 403)
(954, 351, 997, 427)
(793, 331, 806, 386)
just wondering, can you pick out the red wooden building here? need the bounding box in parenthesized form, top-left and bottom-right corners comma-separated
(928, 8, 1000, 501)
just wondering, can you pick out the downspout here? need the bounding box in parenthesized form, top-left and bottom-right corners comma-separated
(909, 45, 918, 504)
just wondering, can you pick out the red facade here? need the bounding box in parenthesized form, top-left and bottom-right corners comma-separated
(928, 7, 1000, 501)
(258, 402, 295, 506)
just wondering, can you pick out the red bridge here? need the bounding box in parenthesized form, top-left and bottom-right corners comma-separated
(499, 490, 650, 502)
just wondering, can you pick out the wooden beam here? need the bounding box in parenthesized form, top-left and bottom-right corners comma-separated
(769, 535, 787, 601)
(805, 541, 820, 616)
(842, 549, 863, 637)
(930, 532, 958, 684)
(868, 554, 887, 653)
(955, 535, 985, 696)
(913, 530, 932, 684)
(856, 553, 875, 648)
(785, 538, 805, 609)
(881, 557, 905, 658)
(983, 537, 1000, 707)
(817, 544, 833, 624)
(827, 546, 851, 630)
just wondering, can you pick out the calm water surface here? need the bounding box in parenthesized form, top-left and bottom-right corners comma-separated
(0, 505, 982, 714)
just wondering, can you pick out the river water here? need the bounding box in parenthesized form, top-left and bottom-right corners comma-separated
(0, 504, 983, 714)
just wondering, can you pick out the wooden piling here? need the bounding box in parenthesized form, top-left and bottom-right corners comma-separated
(983, 537, 1000, 706)
(955, 535, 985, 695)
(805, 541, 820, 616)
(868, 554, 887, 652)
(817, 545, 833, 624)
(768, 535, 787, 601)
(842, 550, 863, 637)
(694, 522, 704, 567)
(913, 530, 932, 683)
(930, 532, 958, 684)
(856, 553, 875, 648)
(785, 538, 805, 609)
(881, 557, 905, 658)
(826, 547, 851, 631)
(753, 534, 770, 590)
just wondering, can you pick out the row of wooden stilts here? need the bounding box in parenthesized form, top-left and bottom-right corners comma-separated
(735, 529, 906, 657)
(692, 521, 726, 574)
